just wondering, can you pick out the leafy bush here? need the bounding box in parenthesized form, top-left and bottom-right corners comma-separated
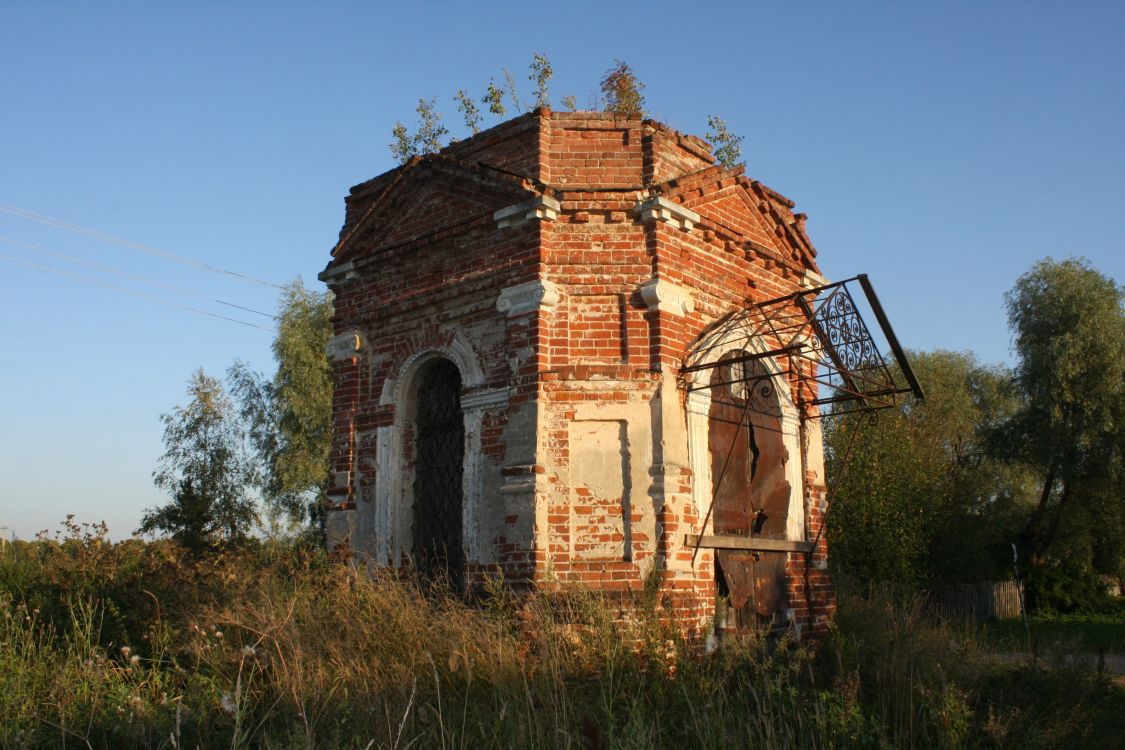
(1025, 556, 1119, 614)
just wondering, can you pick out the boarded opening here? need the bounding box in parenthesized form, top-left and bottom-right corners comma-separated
(708, 354, 790, 628)
(411, 359, 465, 590)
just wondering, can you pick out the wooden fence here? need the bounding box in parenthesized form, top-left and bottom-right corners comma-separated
(930, 580, 1024, 621)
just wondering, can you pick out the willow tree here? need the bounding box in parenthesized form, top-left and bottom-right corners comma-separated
(229, 279, 334, 533)
(998, 258, 1124, 604)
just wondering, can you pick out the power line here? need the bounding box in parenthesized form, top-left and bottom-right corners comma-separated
(0, 252, 275, 333)
(0, 234, 278, 320)
(0, 202, 285, 290)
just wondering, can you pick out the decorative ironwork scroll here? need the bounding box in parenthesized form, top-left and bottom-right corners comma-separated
(682, 274, 923, 419)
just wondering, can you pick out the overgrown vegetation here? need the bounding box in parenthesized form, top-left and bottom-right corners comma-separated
(706, 115, 744, 168)
(2, 526, 1122, 749)
(598, 60, 645, 118)
(388, 56, 744, 166)
(827, 258, 1124, 613)
(826, 351, 1035, 588)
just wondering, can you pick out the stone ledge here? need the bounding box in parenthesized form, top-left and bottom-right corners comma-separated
(496, 279, 561, 317)
(635, 196, 700, 232)
(494, 195, 561, 229)
(801, 268, 829, 289)
(461, 387, 509, 411)
(638, 278, 695, 316)
(326, 332, 363, 363)
(318, 260, 360, 285)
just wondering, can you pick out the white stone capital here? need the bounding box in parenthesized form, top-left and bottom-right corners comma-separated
(638, 278, 695, 316)
(318, 260, 360, 285)
(635, 196, 700, 232)
(496, 279, 561, 317)
(326, 331, 363, 363)
(460, 387, 509, 411)
(801, 269, 829, 289)
(494, 195, 561, 229)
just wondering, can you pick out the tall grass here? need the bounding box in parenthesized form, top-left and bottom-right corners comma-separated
(1, 523, 1122, 748)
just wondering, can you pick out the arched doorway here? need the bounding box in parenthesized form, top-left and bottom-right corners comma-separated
(410, 358, 465, 589)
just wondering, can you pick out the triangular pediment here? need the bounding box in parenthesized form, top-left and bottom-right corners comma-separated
(657, 167, 821, 275)
(331, 157, 540, 264)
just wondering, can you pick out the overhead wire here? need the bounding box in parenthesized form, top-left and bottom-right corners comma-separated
(0, 234, 278, 320)
(0, 202, 285, 289)
(0, 252, 275, 332)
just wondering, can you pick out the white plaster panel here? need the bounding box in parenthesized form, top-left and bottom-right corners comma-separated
(569, 420, 631, 561)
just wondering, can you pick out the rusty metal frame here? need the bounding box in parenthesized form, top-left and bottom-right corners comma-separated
(681, 274, 923, 419)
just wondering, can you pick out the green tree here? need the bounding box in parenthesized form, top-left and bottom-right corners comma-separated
(600, 60, 646, 117)
(481, 78, 506, 117)
(706, 115, 745, 169)
(138, 369, 258, 550)
(826, 351, 1035, 588)
(229, 280, 334, 533)
(529, 53, 552, 109)
(454, 89, 481, 135)
(998, 257, 1125, 606)
(389, 98, 449, 164)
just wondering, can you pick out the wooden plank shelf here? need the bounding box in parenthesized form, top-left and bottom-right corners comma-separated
(685, 534, 814, 553)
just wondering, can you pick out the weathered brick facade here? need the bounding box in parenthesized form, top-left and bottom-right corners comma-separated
(320, 110, 834, 638)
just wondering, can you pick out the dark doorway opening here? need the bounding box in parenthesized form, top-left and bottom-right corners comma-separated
(411, 359, 465, 590)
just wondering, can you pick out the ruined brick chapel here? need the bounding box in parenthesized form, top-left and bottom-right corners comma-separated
(319, 109, 920, 637)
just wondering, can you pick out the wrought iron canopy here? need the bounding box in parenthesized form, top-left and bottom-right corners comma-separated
(682, 274, 924, 418)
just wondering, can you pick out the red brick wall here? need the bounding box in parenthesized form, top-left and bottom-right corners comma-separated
(322, 109, 833, 638)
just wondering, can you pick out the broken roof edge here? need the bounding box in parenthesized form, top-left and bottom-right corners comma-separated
(347, 108, 720, 196)
(325, 109, 821, 273)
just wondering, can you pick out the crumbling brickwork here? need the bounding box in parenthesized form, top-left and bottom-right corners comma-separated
(320, 110, 835, 638)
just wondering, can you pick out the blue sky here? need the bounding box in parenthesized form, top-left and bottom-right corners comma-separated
(1, 1, 1122, 539)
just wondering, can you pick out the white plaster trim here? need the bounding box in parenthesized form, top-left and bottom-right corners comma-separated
(375, 336, 490, 568)
(379, 331, 487, 405)
(461, 387, 509, 411)
(635, 196, 700, 232)
(685, 390, 712, 528)
(326, 331, 363, 363)
(318, 260, 360, 285)
(495, 279, 561, 317)
(462, 408, 485, 561)
(801, 269, 829, 289)
(494, 195, 561, 229)
(638, 278, 695, 316)
(374, 424, 395, 564)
